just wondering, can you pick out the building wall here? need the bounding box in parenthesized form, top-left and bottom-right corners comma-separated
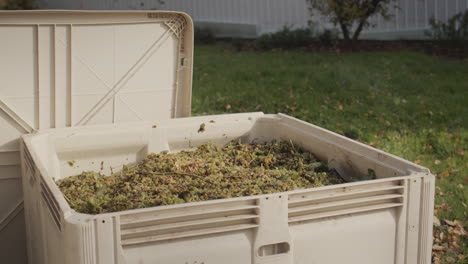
(38, 0, 468, 39)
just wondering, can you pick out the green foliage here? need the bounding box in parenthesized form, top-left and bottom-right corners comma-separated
(0, 0, 35, 9)
(426, 10, 468, 42)
(255, 26, 340, 50)
(194, 27, 216, 45)
(231, 38, 246, 51)
(316, 28, 340, 45)
(305, 0, 398, 41)
(256, 26, 315, 50)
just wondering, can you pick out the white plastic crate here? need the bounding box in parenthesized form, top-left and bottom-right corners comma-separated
(0, 10, 193, 263)
(21, 113, 435, 264)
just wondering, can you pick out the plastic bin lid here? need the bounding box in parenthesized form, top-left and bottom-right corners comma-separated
(0, 10, 193, 153)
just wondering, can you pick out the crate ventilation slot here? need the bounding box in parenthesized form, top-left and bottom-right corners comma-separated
(288, 183, 404, 224)
(40, 179, 62, 231)
(120, 201, 259, 246)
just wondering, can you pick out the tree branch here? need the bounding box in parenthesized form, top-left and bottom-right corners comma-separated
(352, 0, 384, 40)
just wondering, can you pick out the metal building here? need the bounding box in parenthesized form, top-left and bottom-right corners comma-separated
(37, 0, 468, 39)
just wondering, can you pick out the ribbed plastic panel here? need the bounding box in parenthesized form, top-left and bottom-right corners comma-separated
(288, 181, 404, 223)
(120, 200, 259, 246)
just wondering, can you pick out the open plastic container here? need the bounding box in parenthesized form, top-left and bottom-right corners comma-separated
(0, 10, 192, 264)
(23, 112, 436, 264)
(15, 10, 435, 264)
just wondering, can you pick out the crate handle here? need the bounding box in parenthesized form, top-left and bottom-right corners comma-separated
(258, 242, 290, 257)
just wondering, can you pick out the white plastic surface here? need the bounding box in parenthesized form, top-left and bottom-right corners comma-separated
(21, 113, 435, 264)
(0, 10, 193, 264)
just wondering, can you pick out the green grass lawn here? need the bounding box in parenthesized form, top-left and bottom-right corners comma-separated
(191, 44, 467, 262)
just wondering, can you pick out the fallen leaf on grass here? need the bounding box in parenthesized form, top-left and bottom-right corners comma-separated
(440, 170, 450, 177)
(445, 256, 456, 263)
(433, 257, 442, 264)
(453, 221, 467, 236)
(452, 228, 466, 236)
(444, 219, 456, 226)
(432, 245, 446, 251)
(451, 241, 460, 250)
(434, 203, 450, 215)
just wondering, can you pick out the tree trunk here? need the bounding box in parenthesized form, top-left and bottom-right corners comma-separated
(352, 20, 367, 40)
(334, 2, 351, 42)
(337, 21, 354, 48)
(338, 21, 351, 41)
(352, 0, 381, 40)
